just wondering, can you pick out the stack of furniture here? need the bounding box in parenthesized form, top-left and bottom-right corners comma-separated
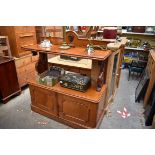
(0, 26, 38, 87)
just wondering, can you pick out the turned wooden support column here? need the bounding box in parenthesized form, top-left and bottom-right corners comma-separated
(91, 60, 105, 91)
(35, 52, 48, 74)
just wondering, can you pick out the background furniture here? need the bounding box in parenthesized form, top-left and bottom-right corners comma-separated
(0, 26, 38, 88)
(0, 56, 21, 103)
(0, 36, 11, 57)
(0, 26, 37, 57)
(144, 50, 155, 106)
(144, 83, 155, 126)
(121, 27, 155, 67)
(35, 26, 63, 44)
(15, 54, 38, 87)
(135, 69, 149, 102)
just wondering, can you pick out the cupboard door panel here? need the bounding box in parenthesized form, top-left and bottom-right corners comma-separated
(58, 94, 97, 127)
(109, 53, 119, 97)
(30, 85, 58, 116)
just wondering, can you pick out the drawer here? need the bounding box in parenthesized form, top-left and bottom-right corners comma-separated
(14, 26, 35, 33)
(16, 66, 26, 75)
(18, 76, 27, 87)
(16, 33, 36, 47)
(26, 71, 36, 82)
(25, 63, 36, 73)
(31, 55, 39, 62)
(16, 67, 27, 87)
(15, 56, 32, 68)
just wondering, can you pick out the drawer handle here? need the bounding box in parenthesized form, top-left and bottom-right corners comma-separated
(19, 34, 34, 38)
(21, 44, 34, 48)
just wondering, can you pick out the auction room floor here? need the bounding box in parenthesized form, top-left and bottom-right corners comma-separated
(0, 69, 150, 129)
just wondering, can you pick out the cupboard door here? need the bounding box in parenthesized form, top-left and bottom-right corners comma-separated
(58, 94, 97, 127)
(29, 85, 58, 116)
(109, 53, 119, 97)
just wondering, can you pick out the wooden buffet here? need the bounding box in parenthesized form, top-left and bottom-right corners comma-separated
(23, 33, 127, 128)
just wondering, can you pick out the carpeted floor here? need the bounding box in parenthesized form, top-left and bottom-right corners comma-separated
(0, 69, 150, 129)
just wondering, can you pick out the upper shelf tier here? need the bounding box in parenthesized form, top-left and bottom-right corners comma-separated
(23, 44, 112, 61)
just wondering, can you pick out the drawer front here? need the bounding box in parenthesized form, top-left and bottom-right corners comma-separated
(15, 56, 32, 68)
(29, 85, 58, 115)
(14, 26, 35, 33)
(31, 55, 39, 62)
(25, 62, 36, 73)
(26, 71, 36, 82)
(15, 32, 37, 56)
(16, 33, 36, 48)
(16, 62, 36, 87)
(16, 67, 27, 87)
(18, 75, 27, 87)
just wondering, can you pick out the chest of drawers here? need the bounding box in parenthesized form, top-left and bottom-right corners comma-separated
(0, 26, 37, 57)
(15, 54, 38, 87)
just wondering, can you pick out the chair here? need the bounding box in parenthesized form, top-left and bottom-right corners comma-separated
(128, 60, 146, 81)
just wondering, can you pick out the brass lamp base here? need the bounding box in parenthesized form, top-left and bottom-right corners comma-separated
(59, 42, 70, 50)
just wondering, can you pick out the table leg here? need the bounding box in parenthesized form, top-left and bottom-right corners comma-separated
(35, 52, 48, 74)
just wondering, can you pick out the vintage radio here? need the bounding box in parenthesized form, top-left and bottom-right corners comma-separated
(60, 73, 91, 92)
